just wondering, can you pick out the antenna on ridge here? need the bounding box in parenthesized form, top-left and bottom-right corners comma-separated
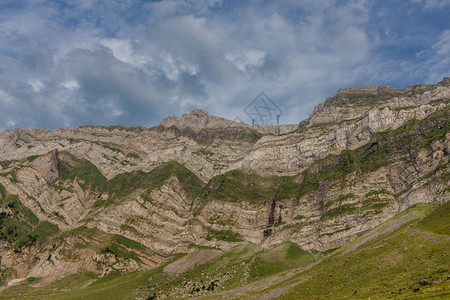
(276, 115, 280, 135)
(252, 119, 255, 126)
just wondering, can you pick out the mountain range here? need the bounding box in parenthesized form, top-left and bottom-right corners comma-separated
(0, 78, 449, 299)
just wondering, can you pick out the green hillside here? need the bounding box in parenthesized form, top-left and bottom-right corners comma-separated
(253, 202, 450, 299)
(2, 201, 448, 299)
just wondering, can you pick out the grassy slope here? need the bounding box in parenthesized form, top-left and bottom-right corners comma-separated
(244, 202, 450, 300)
(86, 160, 205, 216)
(58, 151, 107, 191)
(0, 269, 161, 300)
(248, 242, 316, 282)
(0, 193, 59, 249)
(0, 242, 315, 299)
(204, 170, 297, 203)
(139, 242, 315, 299)
(102, 160, 205, 201)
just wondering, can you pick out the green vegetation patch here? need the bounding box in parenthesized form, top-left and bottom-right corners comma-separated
(204, 170, 297, 203)
(139, 242, 314, 298)
(97, 244, 141, 263)
(249, 242, 315, 281)
(0, 193, 60, 248)
(125, 152, 140, 159)
(44, 272, 97, 291)
(6, 195, 39, 225)
(22, 277, 42, 286)
(111, 234, 145, 251)
(0, 210, 36, 249)
(324, 193, 357, 209)
(31, 221, 60, 243)
(0, 183, 6, 202)
(417, 201, 450, 235)
(99, 142, 123, 154)
(26, 155, 40, 162)
(58, 152, 107, 191)
(205, 228, 243, 242)
(0, 268, 162, 299)
(195, 149, 214, 157)
(0, 167, 20, 183)
(322, 203, 358, 220)
(0, 160, 14, 170)
(364, 188, 392, 197)
(61, 225, 88, 236)
(422, 161, 448, 180)
(104, 160, 204, 202)
(0, 268, 12, 286)
(93, 234, 149, 264)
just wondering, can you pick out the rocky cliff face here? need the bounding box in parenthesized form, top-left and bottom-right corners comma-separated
(0, 79, 448, 286)
(31, 149, 59, 182)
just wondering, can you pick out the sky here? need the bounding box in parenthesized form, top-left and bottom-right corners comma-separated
(0, 0, 449, 130)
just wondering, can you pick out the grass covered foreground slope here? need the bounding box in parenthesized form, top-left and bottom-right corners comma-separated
(0, 242, 316, 299)
(0, 201, 448, 299)
(248, 202, 449, 300)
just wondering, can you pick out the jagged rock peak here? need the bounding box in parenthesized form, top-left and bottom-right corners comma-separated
(160, 109, 245, 130)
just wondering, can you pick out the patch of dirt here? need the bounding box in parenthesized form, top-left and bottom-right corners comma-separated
(163, 249, 222, 275)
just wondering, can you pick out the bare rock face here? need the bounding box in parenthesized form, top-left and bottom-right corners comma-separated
(31, 149, 59, 182)
(161, 109, 243, 131)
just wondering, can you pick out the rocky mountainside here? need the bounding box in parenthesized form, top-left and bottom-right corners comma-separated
(0, 78, 449, 290)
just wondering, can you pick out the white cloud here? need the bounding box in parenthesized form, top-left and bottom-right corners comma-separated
(29, 80, 44, 92)
(7, 120, 16, 128)
(431, 30, 450, 55)
(0, 89, 13, 105)
(62, 80, 80, 90)
(411, 0, 450, 9)
(225, 50, 266, 72)
(100, 100, 123, 118)
(160, 53, 181, 81)
(100, 39, 149, 68)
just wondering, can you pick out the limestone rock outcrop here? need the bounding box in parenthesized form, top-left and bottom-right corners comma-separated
(31, 149, 59, 182)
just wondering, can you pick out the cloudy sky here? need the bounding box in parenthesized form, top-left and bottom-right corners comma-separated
(0, 0, 449, 130)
